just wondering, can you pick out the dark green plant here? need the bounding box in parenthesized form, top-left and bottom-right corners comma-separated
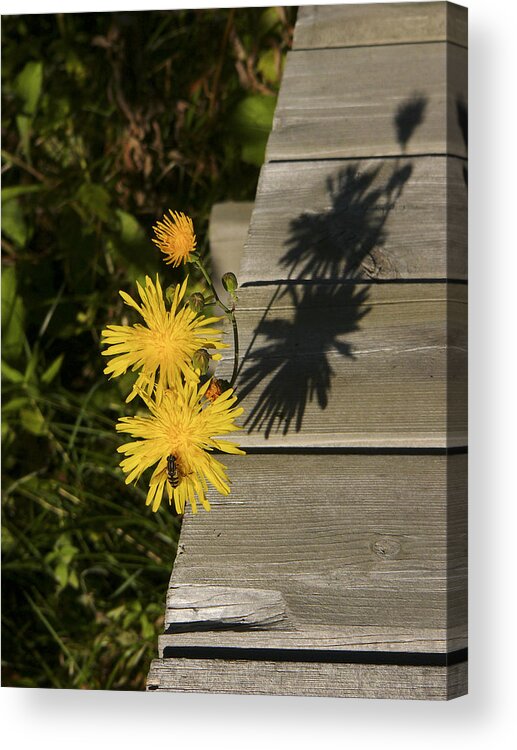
(1, 7, 295, 690)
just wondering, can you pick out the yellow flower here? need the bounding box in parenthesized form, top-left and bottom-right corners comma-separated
(101, 275, 225, 401)
(152, 210, 197, 267)
(116, 380, 245, 514)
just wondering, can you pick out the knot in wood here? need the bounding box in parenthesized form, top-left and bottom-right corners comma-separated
(372, 537, 401, 559)
(361, 248, 398, 279)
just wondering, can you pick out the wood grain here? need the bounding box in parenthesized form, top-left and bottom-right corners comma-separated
(147, 657, 467, 700)
(209, 201, 253, 298)
(216, 283, 467, 448)
(159, 626, 467, 657)
(166, 584, 288, 629)
(267, 43, 467, 160)
(160, 454, 466, 652)
(293, 3, 468, 50)
(240, 157, 467, 284)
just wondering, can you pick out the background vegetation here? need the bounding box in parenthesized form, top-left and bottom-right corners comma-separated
(1, 7, 295, 690)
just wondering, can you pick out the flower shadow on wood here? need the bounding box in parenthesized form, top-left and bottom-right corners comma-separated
(238, 95, 427, 438)
(240, 284, 371, 436)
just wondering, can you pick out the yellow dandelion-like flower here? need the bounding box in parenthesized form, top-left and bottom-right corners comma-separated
(116, 380, 245, 514)
(152, 210, 197, 267)
(101, 275, 226, 402)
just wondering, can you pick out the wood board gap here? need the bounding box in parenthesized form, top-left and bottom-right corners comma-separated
(214, 446, 468, 456)
(292, 39, 468, 53)
(267, 153, 468, 165)
(161, 645, 468, 668)
(240, 279, 469, 289)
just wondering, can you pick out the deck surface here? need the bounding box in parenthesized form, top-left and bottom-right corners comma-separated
(148, 2, 468, 700)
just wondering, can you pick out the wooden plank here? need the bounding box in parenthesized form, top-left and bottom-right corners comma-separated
(267, 43, 467, 160)
(159, 626, 467, 657)
(165, 584, 287, 629)
(209, 201, 253, 298)
(147, 4, 468, 701)
(293, 3, 468, 50)
(147, 657, 467, 700)
(240, 156, 467, 284)
(216, 283, 467, 448)
(159, 454, 466, 652)
(448, 441, 468, 639)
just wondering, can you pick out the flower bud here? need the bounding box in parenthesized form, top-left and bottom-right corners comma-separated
(188, 292, 205, 313)
(165, 285, 176, 304)
(221, 272, 238, 293)
(192, 348, 210, 374)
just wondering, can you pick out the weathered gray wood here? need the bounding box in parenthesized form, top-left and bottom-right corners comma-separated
(159, 454, 466, 652)
(448, 443, 468, 639)
(160, 626, 467, 656)
(209, 201, 253, 298)
(240, 157, 467, 284)
(216, 283, 467, 448)
(293, 3, 468, 50)
(267, 43, 467, 160)
(147, 657, 467, 700)
(148, 2, 468, 701)
(166, 584, 288, 629)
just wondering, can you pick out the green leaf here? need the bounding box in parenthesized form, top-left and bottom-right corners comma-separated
(68, 570, 79, 589)
(258, 7, 282, 38)
(54, 561, 69, 588)
(1, 266, 26, 360)
(76, 182, 111, 223)
(41, 353, 64, 385)
(107, 605, 126, 622)
(229, 94, 277, 166)
(24, 345, 39, 384)
(20, 406, 46, 435)
(140, 614, 154, 640)
(241, 141, 267, 167)
(1, 198, 29, 247)
(14, 61, 43, 116)
(1, 184, 44, 202)
(110, 210, 158, 276)
(1, 421, 14, 452)
(2, 396, 30, 413)
(16, 114, 32, 159)
(1, 360, 25, 384)
(257, 49, 280, 85)
(59, 545, 78, 564)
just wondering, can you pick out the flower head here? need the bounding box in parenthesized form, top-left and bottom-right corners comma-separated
(152, 210, 197, 267)
(101, 275, 225, 401)
(116, 380, 245, 513)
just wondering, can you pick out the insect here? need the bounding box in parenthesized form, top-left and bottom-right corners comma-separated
(166, 454, 180, 488)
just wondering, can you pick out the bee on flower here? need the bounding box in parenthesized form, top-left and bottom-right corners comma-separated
(116, 379, 244, 514)
(101, 210, 244, 516)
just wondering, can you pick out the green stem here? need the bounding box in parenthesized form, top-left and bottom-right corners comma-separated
(228, 309, 239, 389)
(194, 258, 239, 389)
(195, 259, 229, 312)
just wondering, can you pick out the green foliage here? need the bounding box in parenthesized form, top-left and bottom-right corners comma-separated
(14, 60, 43, 116)
(1, 7, 296, 690)
(229, 94, 277, 166)
(2, 265, 26, 359)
